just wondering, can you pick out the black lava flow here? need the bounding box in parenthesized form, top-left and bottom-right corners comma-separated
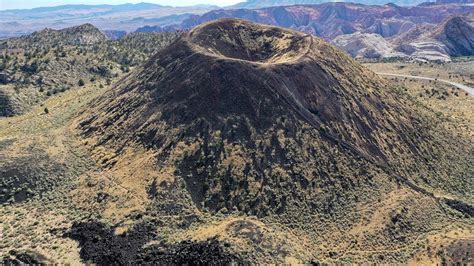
(64, 220, 243, 265)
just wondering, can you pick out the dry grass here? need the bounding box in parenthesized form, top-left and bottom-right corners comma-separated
(0, 83, 103, 263)
(364, 61, 474, 140)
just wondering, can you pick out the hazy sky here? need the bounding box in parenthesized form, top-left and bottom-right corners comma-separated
(0, 0, 243, 10)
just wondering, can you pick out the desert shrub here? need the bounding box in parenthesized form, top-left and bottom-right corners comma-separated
(20, 61, 38, 74)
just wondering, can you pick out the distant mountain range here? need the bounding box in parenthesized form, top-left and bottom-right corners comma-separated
(229, 0, 474, 8)
(331, 12, 474, 61)
(230, 0, 430, 8)
(134, 2, 474, 61)
(141, 2, 473, 38)
(3, 0, 474, 39)
(0, 3, 215, 38)
(3, 3, 165, 13)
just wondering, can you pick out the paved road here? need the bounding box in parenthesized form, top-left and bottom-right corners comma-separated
(376, 72, 474, 97)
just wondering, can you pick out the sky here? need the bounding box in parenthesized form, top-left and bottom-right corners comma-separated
(0, 0, 243, 10)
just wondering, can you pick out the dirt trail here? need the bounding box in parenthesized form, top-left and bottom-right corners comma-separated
(377, 72, 474, 96)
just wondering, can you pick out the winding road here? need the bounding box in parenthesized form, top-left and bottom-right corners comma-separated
(376, 72, 474, 97)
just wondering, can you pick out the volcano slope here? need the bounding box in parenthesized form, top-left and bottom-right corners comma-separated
(76, 19, 473, 263)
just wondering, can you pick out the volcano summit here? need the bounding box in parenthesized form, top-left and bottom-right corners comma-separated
(76, 19, 472, 263)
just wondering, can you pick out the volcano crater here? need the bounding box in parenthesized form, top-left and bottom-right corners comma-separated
(187, 19, 311, 64)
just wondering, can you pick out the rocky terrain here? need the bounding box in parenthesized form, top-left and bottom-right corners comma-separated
(331, 12, 474, 61)
(331, 32, 404, 59)
(148, 3, 474, 40)
(0, 18, 473, 265)
(432, 12, 474, 56)
(0, 24, 180, 116)
(383, 12, 474, 61)
(3, 1, 467, 40)
(2, 1, 473, 62)
(136, 3, 474, 62)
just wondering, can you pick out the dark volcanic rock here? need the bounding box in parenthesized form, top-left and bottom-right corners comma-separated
(66, 221, 242, 265)
(0, 90, 14, 117)
(445, 198, 474, 218)
(0, 72, 10, 85)
(66, 221, 155, 264)
(2, 250, 47, 265)
(135, 239, 241, 265)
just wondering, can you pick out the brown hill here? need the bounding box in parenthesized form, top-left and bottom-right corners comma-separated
(0, 24, 179, 116)
(389, 13, 474, 60)
(432, 13, 474, 56)
(80, 18, 471, 220)
(3, 24, 107, 48)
